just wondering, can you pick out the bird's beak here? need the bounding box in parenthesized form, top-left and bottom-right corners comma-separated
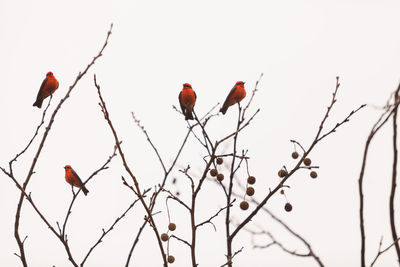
(63, 167, 66, 169)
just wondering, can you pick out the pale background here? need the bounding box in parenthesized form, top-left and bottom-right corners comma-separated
(1, 0, 400, 266)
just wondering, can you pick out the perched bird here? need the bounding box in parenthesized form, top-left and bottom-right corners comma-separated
(64, 165, 89, 195)
(179, 83, 197, 120)
(220, 81, 246, 115)
(33, 72, 59, 108)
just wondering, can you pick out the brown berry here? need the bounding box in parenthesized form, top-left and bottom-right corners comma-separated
(310, 171, 318, 179)
(284, 203, 293, 212)
(161, 233, 169, 242)
(247, 176, 256, 184)
(210, 169, 218, 177)
(278, 169, 287, 178)
(280, 189, 285, 195)
(304, 158, 311, 166)
(240, 201, 249, 210)
(292, 151, 299, 159)
(167, 255, 175, 263)
(217, 173, 224, 181)
(246, 187, 255, 196)
(168, 223, 176, 231)
(216, 158, 223, 165)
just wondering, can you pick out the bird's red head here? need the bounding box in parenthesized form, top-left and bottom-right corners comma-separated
(236, 81, 245, 86)
(46, 72, 54, 77)
(64, 165, 72, 170)
(183, 83, 192, 89)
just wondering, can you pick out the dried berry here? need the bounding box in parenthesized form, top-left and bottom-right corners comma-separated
(292, 151, 299, 159)
(216, 158, 223, 165)
(304, 158, 311, 166)
(278, 169, 287, 178)
(161, 233, 169, 242)
(246, 187, 255, 196)
(247, 176, 256, 184)
(168, 223, 176, 231)
(210, 169, 218, 177)
(284, 203, 293, 212)
(310, 171, 318, 179)
(168, 255, 175, 263)
(240, 201, 249, 210)
(217, 173, 224, 181)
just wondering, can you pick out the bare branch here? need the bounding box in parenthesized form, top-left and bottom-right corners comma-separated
(81, 197, 143, 266)
(370, 236, 400, 267)
(94, 74, 168, 266)
(196, 200, 235, 231)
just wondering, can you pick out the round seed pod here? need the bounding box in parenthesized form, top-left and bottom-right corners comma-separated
(167, 255, 175, 263)
(310, 171, 318, 179)
(292, 151, 299, 159)
(168, 223, 176, 231)
(216, 158, 223, 165)
(304, 158, 312, 166)
(161, 233, 169, 242)
(240, 201, 249, 210)
(217, 173, 224, 181)
(278, 169, 287, 178)
(246, 187, 255, 196)
(284, 203, 293, 212)
(247, 176, 256, 184)
(280, 189, 285, 195)
(210, 169, 218, 177)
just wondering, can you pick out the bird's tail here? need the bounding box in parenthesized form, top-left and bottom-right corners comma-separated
(185, 109, 194, 120)
(219, 105, 228, 115)
(33, 99, 43, 108)
(81, 186, 89, 196)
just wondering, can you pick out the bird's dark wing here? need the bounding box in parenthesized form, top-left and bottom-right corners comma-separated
(71, 168, 84, 185)
(36, 77, 48, 98)
(222, 85, 236, 108)
(178, 91, 186, 114)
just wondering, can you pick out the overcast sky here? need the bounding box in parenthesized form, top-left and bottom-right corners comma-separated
(1, 0, 400, 266)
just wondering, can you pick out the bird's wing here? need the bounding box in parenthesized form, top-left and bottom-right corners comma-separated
(36, 77, 48, 98)
(71, 168, 84, 185)
(178, 91, 186, 114)
(222, 85, 236, 108)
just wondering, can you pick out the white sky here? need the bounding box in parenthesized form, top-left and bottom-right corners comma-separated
(1, 0, 400, 266)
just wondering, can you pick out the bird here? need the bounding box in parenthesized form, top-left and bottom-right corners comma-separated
(64, 165, 89, 195)
(33, 72, 59, 108)
(220, 81, 246, 115)
(178, 83, 197, 120)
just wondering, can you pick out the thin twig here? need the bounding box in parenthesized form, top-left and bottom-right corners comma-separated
(370, 236, 400, 267)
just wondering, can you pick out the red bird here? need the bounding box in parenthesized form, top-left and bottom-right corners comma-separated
(33, 72, 59, 108)
(179, 83, 197, 120)
(64, 165, 89, 195)
(220, 81, 246, 115)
